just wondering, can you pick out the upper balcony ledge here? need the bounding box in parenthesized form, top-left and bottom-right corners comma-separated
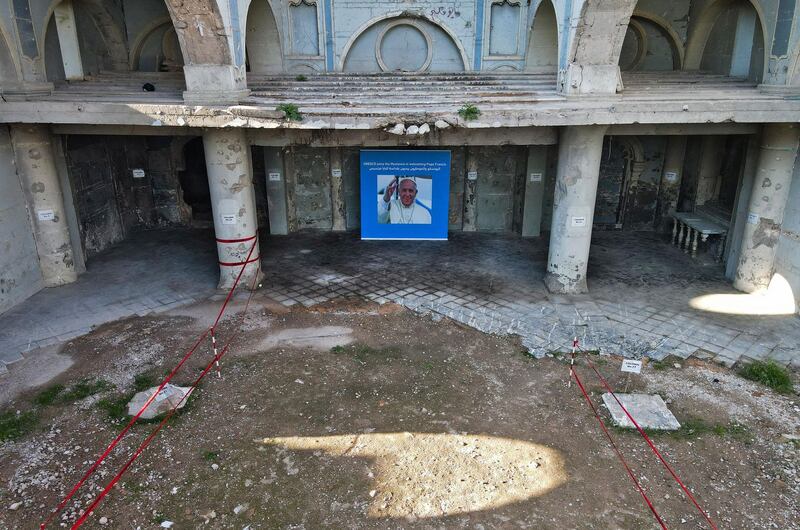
(1, 71, 799, 130)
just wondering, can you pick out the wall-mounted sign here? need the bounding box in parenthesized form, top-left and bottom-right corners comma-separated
(664, 171, 678, 183)
(621, 359, 642, 374)
(132, 169, 146, 179)
(747, 212, 760, 225)
(37, 209, 55, 221)
(221, 214, 237, 225)
(268, 172, 281, 182)
(571, 216, 587, 228)
(360, 150, 451, 240)
(529, 172, 542, 183)
(331, 168, 342, 178)
(467, 171, 478, 181)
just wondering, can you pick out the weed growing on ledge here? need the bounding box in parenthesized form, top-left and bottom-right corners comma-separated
(277, 103, 303, 121)
(738, 360, 794, 394)
(458, 103, 481, 121)
(295, 74, 308, 82)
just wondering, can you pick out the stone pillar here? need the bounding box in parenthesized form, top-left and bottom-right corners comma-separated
(655, 135, 687, 232)
(733, 123, 800, 293)
(462, 149, 478, 232)
(695, 136, 726, 206)
(54, 0, 84, 80)
(522, 145, 548, 237)
(203, 129, 264, 290)
(329, 147, 346, 231)
(544, 126, 607, 294)
(10, 124, 78, 287)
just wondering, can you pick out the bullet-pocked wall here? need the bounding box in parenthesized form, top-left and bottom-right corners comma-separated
(0, 126, 44, 313)
(63, 135, 192, 258)
(260, 145, 541, 235)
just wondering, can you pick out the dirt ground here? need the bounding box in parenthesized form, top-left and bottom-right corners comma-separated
(1, 294, 798, 530)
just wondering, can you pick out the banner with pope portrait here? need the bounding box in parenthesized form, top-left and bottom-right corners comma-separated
(360, 150, 451, 240)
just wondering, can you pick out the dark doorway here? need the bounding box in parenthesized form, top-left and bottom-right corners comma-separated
(179, 138, 212, 227)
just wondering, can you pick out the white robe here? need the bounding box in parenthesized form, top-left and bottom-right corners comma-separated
(378, 198, 431, 224)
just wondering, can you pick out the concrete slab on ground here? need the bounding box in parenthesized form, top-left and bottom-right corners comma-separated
(602, 393, 681, 431)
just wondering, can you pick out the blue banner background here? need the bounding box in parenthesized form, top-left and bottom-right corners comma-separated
(360, 150, 451, 240)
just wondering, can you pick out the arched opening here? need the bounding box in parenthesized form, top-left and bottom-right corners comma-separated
(0, 29, 20, 86)
(685, 0, 765, 82)
(524, 0, 558, 73)
(42, 0, 187, 82)
(619, 15, 681, 71)
(130, 19, 184, 72)
(245, 0, 283, 73)
(342, 15, 467, 73)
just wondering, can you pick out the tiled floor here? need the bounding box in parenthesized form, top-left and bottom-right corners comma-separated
(0, 229, 218, 372)
(2, 228, 798, 374)
(260, 231, 800, 367)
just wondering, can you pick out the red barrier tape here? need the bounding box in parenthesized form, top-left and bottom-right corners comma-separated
(218, 255, 261, 267)
(42, 239, 260, 529)
(583, 354, 718, 530)
(215, 235, 257, 244)
(571, 366, 668, 529)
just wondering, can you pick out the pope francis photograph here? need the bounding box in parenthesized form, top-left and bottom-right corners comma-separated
(377, 176, 432, 224)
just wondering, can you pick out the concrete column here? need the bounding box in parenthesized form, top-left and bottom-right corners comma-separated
(544, 126, 607, 294)
(263, 147, 288, 235)
(10, 124, 78, 287)
(730, 6, 756, 77)
(462, 149, 478, 232)
(733, 123, 800, 293)
(655, 135, 687, 231)
(54, 0, 84, 80)
(329, 147, 346, 231)
(203, 129, 264, 290)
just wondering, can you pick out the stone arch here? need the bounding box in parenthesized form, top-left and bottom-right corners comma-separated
(41, 0, 130, 73)
(129, 17, 184, 71)
(568, 0, 638, 66)
(0, 25, 21, 86)
(631, 10, 684, 69)
(245, 0, 283, 73)
(684, 0, 767, 78)
(163, 0, 232, 66)
(525, 0, 558, 73)
(339, 12, 469, 72)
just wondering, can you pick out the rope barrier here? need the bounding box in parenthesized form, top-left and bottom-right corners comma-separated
(41, 239, 260, 529)
(582, 352, 718, 530)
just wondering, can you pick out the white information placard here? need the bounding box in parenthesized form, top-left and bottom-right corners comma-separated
(747, 212, 759, 225)
(221, 214, 237, 225)
(621, 359, 643, 374)
(664, 171, 678, 183)
(132, 169, 146, 179)
(571, 216, 587, 227)
(530, 173, 542, 183)
(37, 209, 55, 221)
(331, 168, 342, 178)
(268, 172, 281, 182)
(467, 171, 478, 181)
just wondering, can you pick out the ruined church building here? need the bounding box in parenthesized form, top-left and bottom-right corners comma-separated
(1, 0, 800, 313)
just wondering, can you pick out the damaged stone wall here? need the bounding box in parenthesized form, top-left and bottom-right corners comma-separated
(285, 146, 333, 231)
(0, 125, 43, 314)
(64, 135, 191, 257)
(593, 136, 666, 231)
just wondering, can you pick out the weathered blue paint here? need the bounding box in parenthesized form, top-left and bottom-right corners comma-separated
(772, 0, 795, 57)
(474, 0, 485, 70)
(230, 0, 244, 66)
(13, 0, 38, 59)
(324, 0, 334, 70)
